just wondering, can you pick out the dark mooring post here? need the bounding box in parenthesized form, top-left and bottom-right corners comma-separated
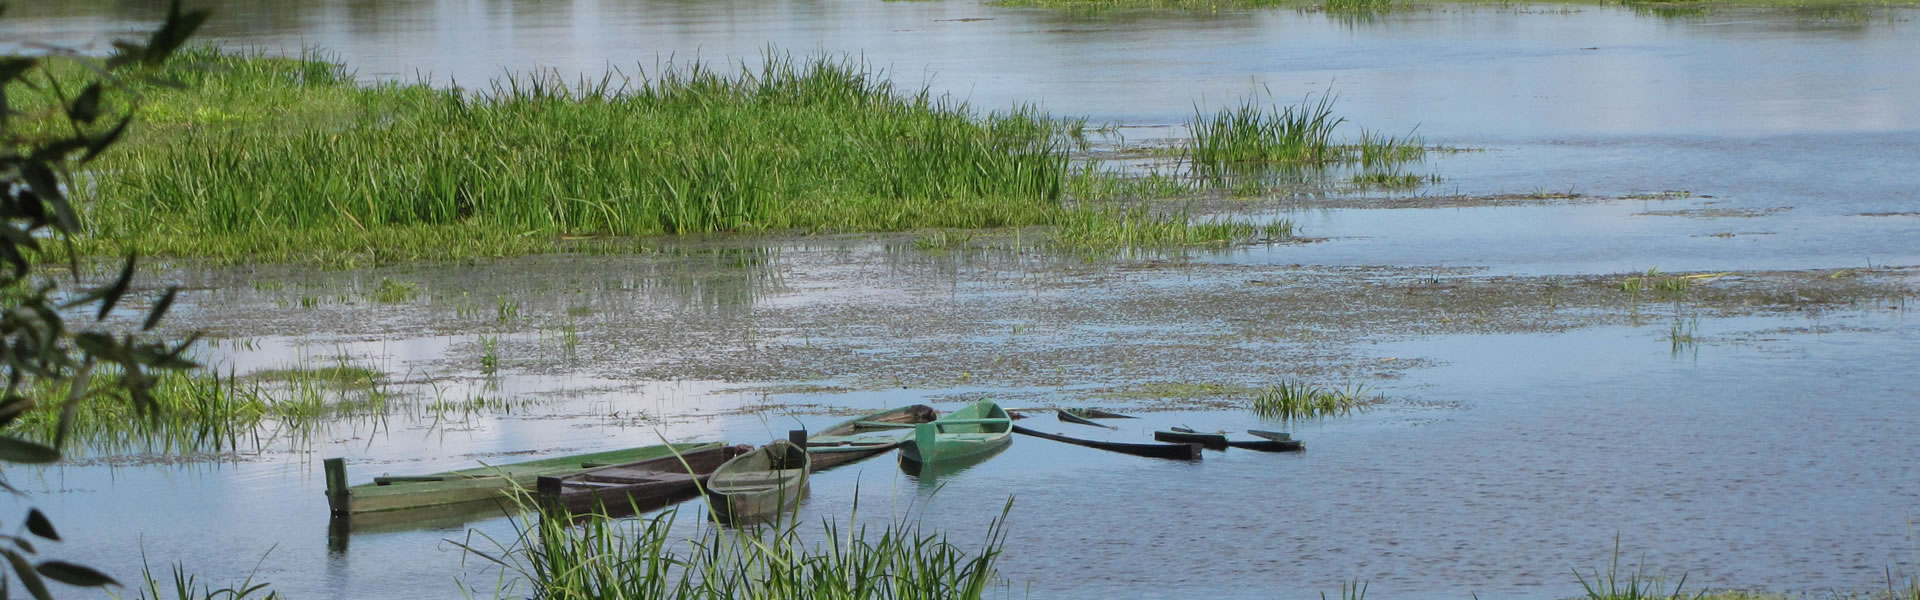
(323, 457, 349, 517)
(788, 429, 808, 449)
(536, 475, 564, 517)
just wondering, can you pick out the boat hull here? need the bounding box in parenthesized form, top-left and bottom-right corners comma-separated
(331, 442, 715, 517)
(898, 399, 1014, 466)
(706, 440, 811, 523)
(1013, 425, 1201, 460)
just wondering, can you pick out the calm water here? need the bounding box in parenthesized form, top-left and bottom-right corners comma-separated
(3, 1, 1919, 598)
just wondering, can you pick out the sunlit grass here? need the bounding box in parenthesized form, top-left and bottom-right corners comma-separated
(1251, 380, 1374, 420)
(72, 47, 1081, 263)
(460, 496, 1011, 600)
(1051, 207, 1293, 250)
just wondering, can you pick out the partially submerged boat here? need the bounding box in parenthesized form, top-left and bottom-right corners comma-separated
(899, 399, 1013, 465)
(806, 405, 940, 471)
(706, 439, 811, 523)
(1156, 427, 1305, 453)
(1153, 428, 1229, 451)
(1012, 425, 1201, 460)
(1061, 407, 1137, 420)
(536, 444, 751, 516)
(1055, 409, 1116, 429)
(324, 442, 716, 517)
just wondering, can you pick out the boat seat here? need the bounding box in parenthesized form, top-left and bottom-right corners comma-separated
(709, 469, 805, 491)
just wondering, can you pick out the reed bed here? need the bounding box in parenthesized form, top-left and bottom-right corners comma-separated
(464, 499, 1010, 600)
(1187, 92, 1427, 179)
(76, 48, 1078, 262)
(1250, 380, 1374, 420)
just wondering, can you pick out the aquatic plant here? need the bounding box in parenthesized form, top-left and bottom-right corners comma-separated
(1251, 380, 1373, 420)
(1190, 91, 1346, 167)
(1051, 207, 1293, 250)
(1574, 539, 1699, 600)
(461, 495, 1011, 600)
(369, 278, 420, 303)
(124, 549, 279, 600)
(77, 48, 1084, 264)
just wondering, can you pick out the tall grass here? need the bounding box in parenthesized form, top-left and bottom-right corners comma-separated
(1186, 91, 1429, 187)
(464, 498, 1011, 600)
(78, 48, 1077, 260)
(1251, 380, 1374, 420)
(1190, 92, 1346, 166)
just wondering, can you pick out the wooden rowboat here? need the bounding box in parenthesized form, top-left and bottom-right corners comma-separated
(899, 399, 1013, 466)
(1247, 429, 1293, 442)
(1153, 429, 1228, 451)
(1226, 438, 1305, 452)
(324, 442, 715, 517)
(1055, 409, 1116, 429)
(706, 439, 810, 523)
(806, 405, 940, 471)
(536, 444, 751, 516)
(1012, 425, 1201, 460)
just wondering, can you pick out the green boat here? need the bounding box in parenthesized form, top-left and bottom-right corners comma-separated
(898, 399, 1012, 465)
(806, 405, 940, 471)
(706, 439, 810, 523)
(324, 442, 716, 517)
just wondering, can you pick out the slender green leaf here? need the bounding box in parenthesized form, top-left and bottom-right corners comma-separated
(1, 547, 53, 600)
(36, 560, 118, 587)
(25, 509, 58, 541)
(0, 437, 60, 464)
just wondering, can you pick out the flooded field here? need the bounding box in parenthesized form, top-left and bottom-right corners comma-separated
(4, 1, 1919, 599)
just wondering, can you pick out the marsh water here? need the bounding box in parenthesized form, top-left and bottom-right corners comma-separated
(4, 1, 1920, 599)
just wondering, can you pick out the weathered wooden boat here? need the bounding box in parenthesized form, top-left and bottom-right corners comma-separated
(706, 439, 811, 523)
(535, 444, 751, 515)
(1012, 425, 1201, 460)
(324, 442, 716, 517)
(1062, 407, 1137, 419)
(899, 399, 1013, 465)
(1153, 428, 1229, 451)
(1247, 429, 1293, 442)
(1055, 409, 1116, 429)
(806, 405, 940, 471)
(1225, 438, 1306, 452)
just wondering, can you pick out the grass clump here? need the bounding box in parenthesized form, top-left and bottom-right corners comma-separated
(465, 499, 1010, 600)
(1052, 207, 1293, 250)
(1251, 380, 1374, 420)
(369, 278, 420, 303)
(74, 47, 1082, 263)
(1188, 91, 1429, 186)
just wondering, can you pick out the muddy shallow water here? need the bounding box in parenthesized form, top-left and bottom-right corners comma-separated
(5, 1, 1920, 599)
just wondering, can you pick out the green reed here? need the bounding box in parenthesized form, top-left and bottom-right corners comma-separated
(1251, 380, 1373, 420)
(1190, 92, 1346, 166)
(76, 48, 1078, 262)
(1187, 92, 1430, 186)
(464, 496, 1011, 600)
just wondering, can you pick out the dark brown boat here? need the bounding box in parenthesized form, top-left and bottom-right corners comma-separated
(1154, 428, 1229, 450)
(1226, 438, 1305, 452)
(535, 444, 751, 515)
(1013, 425, 1202, 460)
(806, 405, 940, 471)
